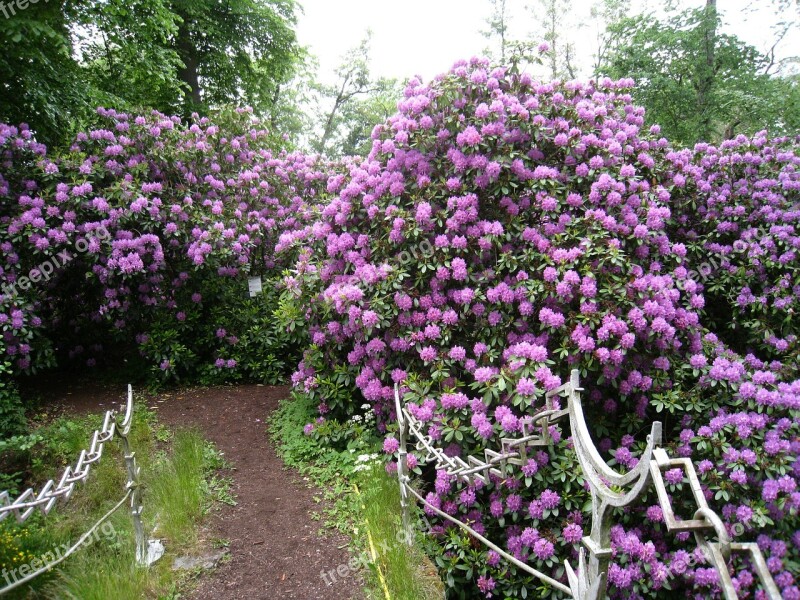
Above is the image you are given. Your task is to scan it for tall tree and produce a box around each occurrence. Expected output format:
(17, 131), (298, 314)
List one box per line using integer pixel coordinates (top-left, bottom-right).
(311, 33), (399, 157)
(170, 0), (301, 117)
(479, 0), (540, 75)
(696, 0), (717, 139)
(601, 4), (800, 145)
(70, 0), (184, 113)
(482, 0), (511, 63)
(0, 0), (302, 145)
(0, 2), (93, 145)
(590, 0), (628, 76)
(266, 50), (318, 149)
(528, 0), (579, 79)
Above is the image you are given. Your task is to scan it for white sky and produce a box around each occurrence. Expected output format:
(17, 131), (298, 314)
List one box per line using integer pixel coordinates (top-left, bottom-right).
(296, 0), (800, 84)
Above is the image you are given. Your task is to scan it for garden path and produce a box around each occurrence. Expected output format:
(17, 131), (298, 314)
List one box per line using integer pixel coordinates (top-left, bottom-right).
(156, 384), (364, 600)
(35, 379), (363, 600)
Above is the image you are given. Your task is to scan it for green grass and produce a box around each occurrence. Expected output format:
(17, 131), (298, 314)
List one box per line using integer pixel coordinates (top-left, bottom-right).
(0, 397), (234, 599)
(148, 429), (206, 548)
(356, 467), (444, 600)
(269, 392), (443, 600)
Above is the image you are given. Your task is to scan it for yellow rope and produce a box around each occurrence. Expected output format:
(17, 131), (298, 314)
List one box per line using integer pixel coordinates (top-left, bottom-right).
(353, 483), (391, 600)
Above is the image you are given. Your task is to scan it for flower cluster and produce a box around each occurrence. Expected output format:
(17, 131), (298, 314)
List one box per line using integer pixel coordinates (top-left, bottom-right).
(665, 134), (800, 372)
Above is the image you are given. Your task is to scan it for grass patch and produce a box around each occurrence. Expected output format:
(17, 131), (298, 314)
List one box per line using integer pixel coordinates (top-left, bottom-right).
(269, 391), (443, 600)
(0, 394), (233, 599)
(356, 467), (444, 600)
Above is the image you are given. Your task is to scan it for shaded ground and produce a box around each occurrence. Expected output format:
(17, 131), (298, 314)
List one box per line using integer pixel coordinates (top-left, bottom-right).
(19, 375), (128, 417)
(23, 377), (363, 600)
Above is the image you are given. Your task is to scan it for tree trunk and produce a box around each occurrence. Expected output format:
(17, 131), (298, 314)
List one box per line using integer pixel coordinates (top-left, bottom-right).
(697, 0), (717, 141)
(499, 0), (507, 63)
(176, 22), (202, 114)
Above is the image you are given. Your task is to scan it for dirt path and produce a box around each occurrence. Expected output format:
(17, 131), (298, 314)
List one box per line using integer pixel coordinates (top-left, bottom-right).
(25, 378), (363, 600)
(155, 384), (363, 600)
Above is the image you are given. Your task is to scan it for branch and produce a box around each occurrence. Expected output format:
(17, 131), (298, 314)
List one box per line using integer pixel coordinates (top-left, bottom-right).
(762, 22), (791, 75)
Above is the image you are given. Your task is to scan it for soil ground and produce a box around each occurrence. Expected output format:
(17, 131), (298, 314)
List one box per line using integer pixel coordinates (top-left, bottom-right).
(23, 377), (364, 600)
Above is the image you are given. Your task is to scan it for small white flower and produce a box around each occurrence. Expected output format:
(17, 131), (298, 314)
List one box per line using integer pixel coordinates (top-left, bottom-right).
(356, 453), (380, 464)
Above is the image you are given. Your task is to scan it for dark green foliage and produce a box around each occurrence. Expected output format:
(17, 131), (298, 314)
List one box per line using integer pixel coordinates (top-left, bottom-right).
(171, 0), (300, 117)
(0, 361), (26, 438)
(0, 2), (88, 147)
(195, 278), (307, 386)
(0, 0), (302, 147)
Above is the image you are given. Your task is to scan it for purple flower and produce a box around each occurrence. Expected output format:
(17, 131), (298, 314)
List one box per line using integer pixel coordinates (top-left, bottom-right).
(383, 437), (400, 454)
(506, 494), (522, 512)
(690, 354), (708, 368)
(563, 523), (583, 543)
(532, 538), (554, 560)
(516, 377), (536, 396)
(540, 490), (560, 509)
(476, 575), (495, 595)
(419, 346), (437, 362)
(362, 310), (379, 327)
(664, 468), (684, 485)
(456, 126), (482, 147)
(474, 367), (496, 382)
(449, 346), (466, 361)
(520, 527), (539, 546)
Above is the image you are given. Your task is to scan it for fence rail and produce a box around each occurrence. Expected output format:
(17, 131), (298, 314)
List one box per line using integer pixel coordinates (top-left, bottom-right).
(0, 385), (162, 596)
(394, 370), (780, 600)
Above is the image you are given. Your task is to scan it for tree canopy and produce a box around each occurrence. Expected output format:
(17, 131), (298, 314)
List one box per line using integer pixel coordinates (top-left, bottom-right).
(599, 1), (800, 145)
(0, 0), (301, 147)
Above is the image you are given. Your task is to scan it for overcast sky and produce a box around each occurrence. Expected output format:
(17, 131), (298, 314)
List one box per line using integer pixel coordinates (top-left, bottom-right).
(296, 0), (800, 84)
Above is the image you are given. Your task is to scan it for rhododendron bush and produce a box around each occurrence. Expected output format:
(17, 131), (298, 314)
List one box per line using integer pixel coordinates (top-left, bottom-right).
(0, 108), (328, 391)
(284, 59), (799, 598)
(666, 136), (800, 371)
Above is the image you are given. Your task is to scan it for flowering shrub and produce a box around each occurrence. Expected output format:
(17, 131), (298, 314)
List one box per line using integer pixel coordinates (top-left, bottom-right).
(284, 59), (800, 598)
(665, 134), (800, 371)
(0, 109), (331, 385)
(0, 360), (25, 438)
(1, 57), (798, 599)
